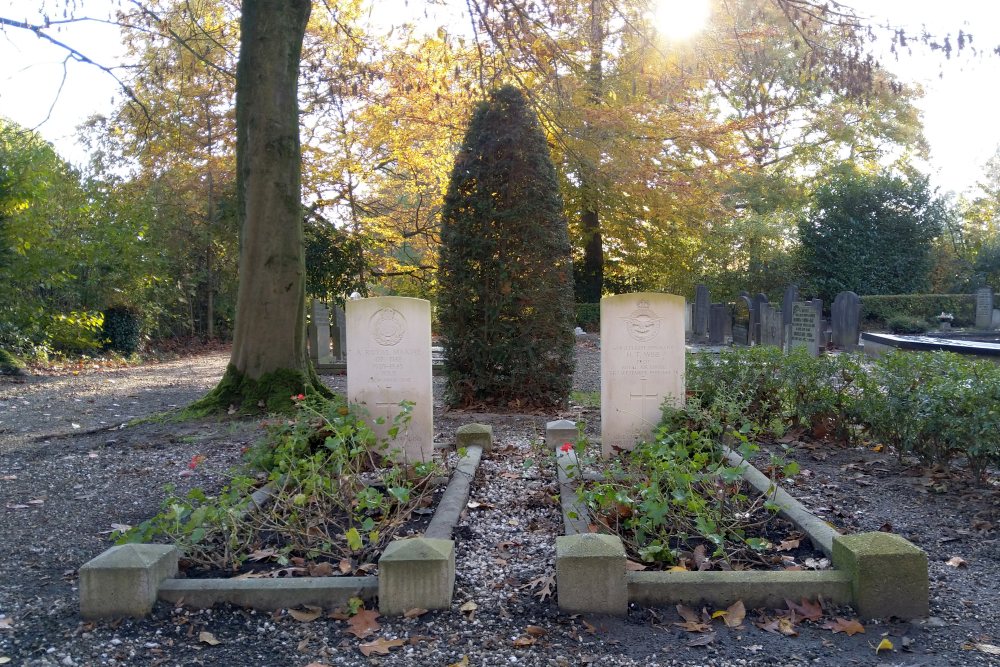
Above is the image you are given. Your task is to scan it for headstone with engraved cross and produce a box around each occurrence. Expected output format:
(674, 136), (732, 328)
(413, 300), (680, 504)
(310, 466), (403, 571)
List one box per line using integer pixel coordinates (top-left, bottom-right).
(346, 296), (433, 463)
(600, 293), (685, 457)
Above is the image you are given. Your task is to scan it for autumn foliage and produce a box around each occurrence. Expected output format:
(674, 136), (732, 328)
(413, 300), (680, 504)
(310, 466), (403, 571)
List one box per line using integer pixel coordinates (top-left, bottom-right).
(438, 86), (575, 409)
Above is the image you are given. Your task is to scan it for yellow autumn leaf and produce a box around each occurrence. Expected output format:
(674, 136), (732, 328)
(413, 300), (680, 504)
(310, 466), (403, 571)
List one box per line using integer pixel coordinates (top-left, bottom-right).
(875, 637), (894, 653)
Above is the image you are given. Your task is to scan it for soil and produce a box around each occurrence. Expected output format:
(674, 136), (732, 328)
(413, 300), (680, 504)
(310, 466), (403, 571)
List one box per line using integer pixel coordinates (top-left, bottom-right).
(1, 342), (998, 666)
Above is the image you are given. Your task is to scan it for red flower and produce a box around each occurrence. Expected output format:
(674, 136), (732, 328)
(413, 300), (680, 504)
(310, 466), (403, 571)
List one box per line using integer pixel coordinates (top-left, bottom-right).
(291, 393), (305, 401)
(188, 454), (206, 469)
(560, 442), (574, 453)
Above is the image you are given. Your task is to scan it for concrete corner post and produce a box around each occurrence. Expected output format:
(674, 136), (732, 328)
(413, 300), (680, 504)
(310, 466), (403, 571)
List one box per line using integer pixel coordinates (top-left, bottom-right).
(556, 533), (627, 615)
(546, 419), (578, 450)
(378, 538), (455, 615)
(832, 532), (929, 620)
(79, 544), (179, 619)
(455, 423), (493, 453)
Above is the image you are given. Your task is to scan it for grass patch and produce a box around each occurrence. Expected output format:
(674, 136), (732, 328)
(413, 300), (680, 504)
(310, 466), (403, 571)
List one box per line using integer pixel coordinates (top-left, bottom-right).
(570, 390), (600, 408)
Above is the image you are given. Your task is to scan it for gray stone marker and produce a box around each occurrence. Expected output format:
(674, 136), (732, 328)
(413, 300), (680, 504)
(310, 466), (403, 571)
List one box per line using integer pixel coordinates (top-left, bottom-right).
(751, 293), (769, 345)
(759, 302), (783, 348)
(307, 300), (335, 365)
(832, 291), (862, 351)
(693, 284), (710, 340)
(684, 302), (693, 339)
(347, 296), (434, 463)
(80, 544), (178, 619)
(732, 295), (752, 346)
(378, 538), (455, 615)
(708, 303), (729, 345)
(790, 301), (821, 357)
(600, 293), (685, 457)
(556, 534), (627, 615)
(976, 287), (994, 330)
(331, 304), (346, 361)
(782, 284), (799, 345)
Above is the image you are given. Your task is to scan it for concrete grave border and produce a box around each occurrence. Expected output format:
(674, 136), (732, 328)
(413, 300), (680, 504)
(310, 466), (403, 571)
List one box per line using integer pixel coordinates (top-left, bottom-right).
(79, 425), (492, 620)
(548, 423), (928, 620)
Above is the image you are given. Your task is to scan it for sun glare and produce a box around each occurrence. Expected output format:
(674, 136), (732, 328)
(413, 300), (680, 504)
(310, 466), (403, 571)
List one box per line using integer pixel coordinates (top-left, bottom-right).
(653, 0), (711, 40)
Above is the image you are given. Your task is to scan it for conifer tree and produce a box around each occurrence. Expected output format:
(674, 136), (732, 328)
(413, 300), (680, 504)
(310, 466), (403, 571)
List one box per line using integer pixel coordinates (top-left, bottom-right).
(438, 86), (575, 409)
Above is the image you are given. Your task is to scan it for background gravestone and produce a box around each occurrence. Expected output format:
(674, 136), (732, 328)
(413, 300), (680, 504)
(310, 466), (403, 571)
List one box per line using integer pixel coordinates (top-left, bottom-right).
(331, 305), (347, 362)
(832, 291), (862, 350)
(759, 303), (783, 348)
(976, 287), (994, 330)
(708, 303), (729, 345)
(790, 301), (821, 357)
(693, 284), (710, 341)
(782, 284), (799, 345)
(751, 293), (769, 345)
(347, 296), (434, 463)
(732, 296), (752, 346)
(601, 293), (685, 457)
(307, 300), (334, 365)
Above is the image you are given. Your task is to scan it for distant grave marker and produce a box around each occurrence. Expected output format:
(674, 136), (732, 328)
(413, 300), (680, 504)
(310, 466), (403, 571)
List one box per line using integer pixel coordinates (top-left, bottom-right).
(976, 287), (994, 330)
(790, 301), (821, 357)
(832, 291), (862, 350)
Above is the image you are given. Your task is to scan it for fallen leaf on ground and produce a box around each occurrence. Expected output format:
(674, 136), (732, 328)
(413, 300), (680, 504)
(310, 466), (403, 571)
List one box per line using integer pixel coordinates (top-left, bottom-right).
(675, 620), (712, 633)
(722, 600), (746, 628)
(0, 475), (15, 480)
(0, 618), (12, 630)
(403, 608), (428, 619)
(98, 523), (132, 535)
(289, 606), (322, 623)
(459, 600), (477, 620)
(757, 617), (798, 637)
(307, 562), (334, 577)
(777, 538), (801, 552)
(676, 605), (700, 623)
(346, 608), (380, 638)
(358, 637), (404, 656)
(686, 632), (716, 647)
(967, 643), (1000, 655)
(693, 544), (709, 570)
(785, 597), (823, 622)
(803, 557), (831, 570)
(338, 559), (353, 574)
(446, 657), (469, 667)
(513, 636), (536, 647)
(0, 657), (10, 664)
(875, 637), (894, 654)
(303, 663), (330, 667)
(525, 625), (547, 636)
(945, 556), (968, 568)
(467, 500), (495, 510)
(5, 504), (29, 509)
(625, 559), (647, 571)
(27, 499), (44, 505)
(525, 573), (555, 601)
(822, 617), (865, 636)
(198, 631), (221, 646)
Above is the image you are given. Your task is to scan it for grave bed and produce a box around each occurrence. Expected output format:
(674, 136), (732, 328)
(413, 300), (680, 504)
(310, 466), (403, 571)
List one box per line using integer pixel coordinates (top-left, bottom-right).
(78, 425), (493, 620)
(548, 421), (928, 621)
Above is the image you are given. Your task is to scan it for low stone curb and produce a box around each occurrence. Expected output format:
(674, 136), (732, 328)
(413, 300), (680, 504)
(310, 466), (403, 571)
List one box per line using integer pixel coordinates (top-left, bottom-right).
(79, 424), (491, 620)
(550, 425), (928, 620)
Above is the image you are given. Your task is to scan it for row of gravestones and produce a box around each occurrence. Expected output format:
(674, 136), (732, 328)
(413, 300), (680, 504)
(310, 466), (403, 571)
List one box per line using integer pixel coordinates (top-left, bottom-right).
(690, 284), (863, 355)
(976, 286), (1000, 330)
(317, 294), (684, 463)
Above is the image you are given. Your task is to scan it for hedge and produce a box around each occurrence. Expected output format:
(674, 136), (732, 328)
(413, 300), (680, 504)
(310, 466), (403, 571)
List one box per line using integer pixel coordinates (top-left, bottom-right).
(576, 303), (600, 332)
(860, 294), (975, 328)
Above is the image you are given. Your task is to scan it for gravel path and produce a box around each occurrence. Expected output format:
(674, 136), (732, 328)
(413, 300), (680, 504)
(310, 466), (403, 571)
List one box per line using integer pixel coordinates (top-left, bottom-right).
(0, 344), (998, 666)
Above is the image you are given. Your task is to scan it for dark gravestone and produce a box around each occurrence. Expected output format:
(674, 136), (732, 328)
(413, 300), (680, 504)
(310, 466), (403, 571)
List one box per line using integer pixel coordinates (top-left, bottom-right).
(790, 301), (821, 357)
(759, 303), (783, 348)
(693, 284), (710, 340)
(732, 295), (752, 346)
(832, 291), (862, 350)
(976, 287), (994, 330)
(781, 284), (799, 345)
(751, 293), (769, 345)
(332, 305), (347, 362)
(708, 303), (729, 345)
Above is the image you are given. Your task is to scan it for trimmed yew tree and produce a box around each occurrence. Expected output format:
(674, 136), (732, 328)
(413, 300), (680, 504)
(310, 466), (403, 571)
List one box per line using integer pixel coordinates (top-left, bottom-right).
(438, 86), (575, 409)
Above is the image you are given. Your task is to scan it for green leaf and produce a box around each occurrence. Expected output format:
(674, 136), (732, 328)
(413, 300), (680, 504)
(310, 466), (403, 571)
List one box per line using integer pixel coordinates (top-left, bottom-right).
(345, 527), (363, 551)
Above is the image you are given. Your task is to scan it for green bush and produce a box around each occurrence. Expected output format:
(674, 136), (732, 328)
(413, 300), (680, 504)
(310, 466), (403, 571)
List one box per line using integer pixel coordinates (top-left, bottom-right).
(122, 394), (440, 570)
(438, 86), (575, 409)
(102, 305), (142, 354)
(576, 303), (600, 332)
(46, 311), (104, 354)
(886, 314), (929, 334)
(861, 294), (974, 329)
(0, 347), (24, 375)
(685, 345), (787, 432)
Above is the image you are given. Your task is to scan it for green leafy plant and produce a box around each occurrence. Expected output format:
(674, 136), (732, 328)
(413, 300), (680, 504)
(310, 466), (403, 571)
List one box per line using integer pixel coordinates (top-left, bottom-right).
(121, 394), (441, 570)
(102, 305), (143, 355)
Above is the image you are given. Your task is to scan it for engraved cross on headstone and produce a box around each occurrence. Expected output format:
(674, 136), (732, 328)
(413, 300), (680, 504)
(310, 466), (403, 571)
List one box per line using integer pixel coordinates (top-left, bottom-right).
(629, 377), (659, 412)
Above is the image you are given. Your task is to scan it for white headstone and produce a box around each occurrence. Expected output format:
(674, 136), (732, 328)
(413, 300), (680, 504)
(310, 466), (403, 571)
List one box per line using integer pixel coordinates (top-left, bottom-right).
(346, 297), (433, 463)
(600, 293), (685, 457)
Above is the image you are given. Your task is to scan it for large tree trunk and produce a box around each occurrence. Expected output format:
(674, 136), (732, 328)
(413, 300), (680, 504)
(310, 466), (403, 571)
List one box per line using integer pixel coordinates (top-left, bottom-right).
(191, 0), (329, 414)
(576, 0), (604, 303)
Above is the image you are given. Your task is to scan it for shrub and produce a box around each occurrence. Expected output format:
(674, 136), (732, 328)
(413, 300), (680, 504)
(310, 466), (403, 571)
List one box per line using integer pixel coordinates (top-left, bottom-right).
(0, 347), (24, 375)
(102, 305), (142, 355)
(46, 311), (103, 354)
(575, 303), (600, 332)
(861, 294), (974, 329)
(438, 86), (575, 409)
(685, 345), (787, 432)
(886, 314), (929, 334)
